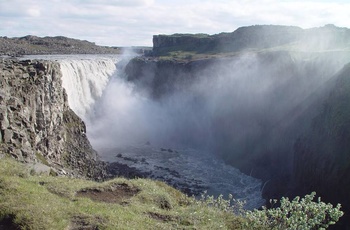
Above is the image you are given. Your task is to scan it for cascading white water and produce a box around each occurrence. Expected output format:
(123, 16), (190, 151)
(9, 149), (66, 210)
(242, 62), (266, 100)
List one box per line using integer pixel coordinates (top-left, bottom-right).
(59, 58), (117, 119)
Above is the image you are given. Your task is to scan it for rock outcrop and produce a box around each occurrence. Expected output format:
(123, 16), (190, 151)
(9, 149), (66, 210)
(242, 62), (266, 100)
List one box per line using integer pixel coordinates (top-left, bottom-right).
(0, 58), (106, 179)
(0, 35), (121, 56)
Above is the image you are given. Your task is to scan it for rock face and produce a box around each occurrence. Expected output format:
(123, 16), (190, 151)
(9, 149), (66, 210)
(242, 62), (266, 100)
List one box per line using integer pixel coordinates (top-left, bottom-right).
(293, 63), (350, 224)
(0, 58), (106, 179)
(125, 57), (215, 98)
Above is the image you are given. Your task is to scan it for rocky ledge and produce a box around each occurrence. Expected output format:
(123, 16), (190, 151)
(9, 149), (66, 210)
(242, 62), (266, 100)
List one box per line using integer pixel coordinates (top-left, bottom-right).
(0, 58), (107, 179)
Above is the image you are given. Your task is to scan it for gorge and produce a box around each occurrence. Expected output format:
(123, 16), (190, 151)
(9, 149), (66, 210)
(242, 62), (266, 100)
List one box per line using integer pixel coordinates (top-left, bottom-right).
(58, 54), (265, 208)
(1, 24), (350, 228)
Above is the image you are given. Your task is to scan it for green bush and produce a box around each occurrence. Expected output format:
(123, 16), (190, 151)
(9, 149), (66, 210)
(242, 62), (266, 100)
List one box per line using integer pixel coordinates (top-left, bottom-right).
(245, 192), (343, 229)
(198, 191), (246, 214)
(199, 191), (343, 229)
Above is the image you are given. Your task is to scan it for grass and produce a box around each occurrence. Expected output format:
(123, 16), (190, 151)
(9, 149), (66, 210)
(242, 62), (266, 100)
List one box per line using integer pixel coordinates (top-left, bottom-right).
(0, 157), (250, 229)
(35, 152), (50, 166)
(156, 50), (245, 63)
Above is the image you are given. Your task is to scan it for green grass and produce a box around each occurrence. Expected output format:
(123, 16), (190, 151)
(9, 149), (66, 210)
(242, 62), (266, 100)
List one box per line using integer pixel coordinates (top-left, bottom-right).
(0, 158), (341, 229)
(0, 158), (249, 229)
(156, 50), (245, 62)
(35, 152), (50, 166)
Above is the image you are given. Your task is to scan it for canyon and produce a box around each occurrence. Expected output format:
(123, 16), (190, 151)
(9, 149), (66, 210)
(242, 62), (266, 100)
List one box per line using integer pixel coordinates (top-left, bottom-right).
(1, 24), (350, 228)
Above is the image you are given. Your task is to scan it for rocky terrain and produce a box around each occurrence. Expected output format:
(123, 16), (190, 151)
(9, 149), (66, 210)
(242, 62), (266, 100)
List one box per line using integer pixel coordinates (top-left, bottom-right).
(0, 35), (121, 56)
(0, 58), (107, 179)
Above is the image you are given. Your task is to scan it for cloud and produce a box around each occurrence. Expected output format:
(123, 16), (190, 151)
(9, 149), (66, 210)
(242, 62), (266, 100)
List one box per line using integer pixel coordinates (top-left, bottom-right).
(26, 7), (41, 17)
(0, 0), (350, 46)
(72, 0), (154, 7)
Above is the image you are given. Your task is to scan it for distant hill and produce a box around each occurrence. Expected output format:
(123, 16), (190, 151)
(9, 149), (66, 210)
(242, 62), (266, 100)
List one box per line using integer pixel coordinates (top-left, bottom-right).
(151, 24), (350, 58)
(0, 35), (121, 56)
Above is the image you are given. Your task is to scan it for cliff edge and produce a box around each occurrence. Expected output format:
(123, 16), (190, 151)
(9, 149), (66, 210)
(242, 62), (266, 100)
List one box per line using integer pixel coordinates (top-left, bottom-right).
(0, 58), (106, 179)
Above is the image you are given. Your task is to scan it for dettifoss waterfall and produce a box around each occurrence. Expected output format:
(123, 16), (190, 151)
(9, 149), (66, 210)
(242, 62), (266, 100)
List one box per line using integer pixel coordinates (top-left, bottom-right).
(45, 54), (265, 209)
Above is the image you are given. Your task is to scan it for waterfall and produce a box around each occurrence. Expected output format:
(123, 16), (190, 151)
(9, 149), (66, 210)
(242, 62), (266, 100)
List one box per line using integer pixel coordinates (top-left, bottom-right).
(59, 58), (118, 119)
(56, 54), (265, 209)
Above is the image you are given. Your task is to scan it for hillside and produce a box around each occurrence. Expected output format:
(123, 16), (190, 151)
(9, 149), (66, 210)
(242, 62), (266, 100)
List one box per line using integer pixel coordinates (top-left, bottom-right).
(0, 35), (121, 56)
(0, 158), (249, 229)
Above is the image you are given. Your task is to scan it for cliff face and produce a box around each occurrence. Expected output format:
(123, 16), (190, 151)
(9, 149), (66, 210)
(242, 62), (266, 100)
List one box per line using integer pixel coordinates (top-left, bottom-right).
(293, 63), (350, 220)
(0, 58), (106, 179)
(125, 57), (215, 98)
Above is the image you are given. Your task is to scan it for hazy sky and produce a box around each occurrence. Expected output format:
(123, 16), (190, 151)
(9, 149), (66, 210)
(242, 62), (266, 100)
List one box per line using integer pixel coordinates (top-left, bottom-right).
(1, 0), (350, 46)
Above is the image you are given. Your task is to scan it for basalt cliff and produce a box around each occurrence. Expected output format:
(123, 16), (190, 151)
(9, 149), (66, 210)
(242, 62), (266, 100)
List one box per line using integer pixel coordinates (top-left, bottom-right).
(294, 63), (350, 216)
(0, 58), (106, 179)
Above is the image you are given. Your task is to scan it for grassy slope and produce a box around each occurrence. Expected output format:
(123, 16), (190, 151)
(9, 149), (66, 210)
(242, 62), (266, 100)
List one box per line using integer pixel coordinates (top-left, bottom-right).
(0, 158), (252, 230)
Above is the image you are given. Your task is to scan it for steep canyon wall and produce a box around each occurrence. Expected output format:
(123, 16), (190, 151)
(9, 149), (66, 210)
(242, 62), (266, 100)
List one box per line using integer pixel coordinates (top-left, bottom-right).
(0, 58), (106, 179)
(293, 63), (350, 223)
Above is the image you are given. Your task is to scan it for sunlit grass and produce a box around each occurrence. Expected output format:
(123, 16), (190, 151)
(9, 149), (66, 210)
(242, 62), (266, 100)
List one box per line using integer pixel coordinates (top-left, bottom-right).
(0, 157), (248, 229)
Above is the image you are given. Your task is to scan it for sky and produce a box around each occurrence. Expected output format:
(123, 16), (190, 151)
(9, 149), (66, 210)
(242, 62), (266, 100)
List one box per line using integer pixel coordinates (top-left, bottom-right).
(1, 0), (350, 47)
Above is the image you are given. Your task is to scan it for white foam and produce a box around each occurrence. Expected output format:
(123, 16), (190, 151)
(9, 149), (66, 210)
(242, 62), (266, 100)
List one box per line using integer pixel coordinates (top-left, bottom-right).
(59, 57), (117, 119)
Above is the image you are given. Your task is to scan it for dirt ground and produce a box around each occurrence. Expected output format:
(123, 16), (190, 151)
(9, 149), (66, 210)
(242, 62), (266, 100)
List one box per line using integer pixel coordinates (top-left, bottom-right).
(76, 183), (140, 204)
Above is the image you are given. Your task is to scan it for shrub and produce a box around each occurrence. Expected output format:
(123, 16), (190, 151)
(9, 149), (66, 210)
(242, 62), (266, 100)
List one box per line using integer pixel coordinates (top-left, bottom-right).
(198, 191), (246, 214)
(245, 192), (343, 229)
(198, 191), (343, 229)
